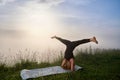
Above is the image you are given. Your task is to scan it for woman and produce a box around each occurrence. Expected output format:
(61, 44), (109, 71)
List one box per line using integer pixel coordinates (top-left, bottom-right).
(51, 36), (98, 71)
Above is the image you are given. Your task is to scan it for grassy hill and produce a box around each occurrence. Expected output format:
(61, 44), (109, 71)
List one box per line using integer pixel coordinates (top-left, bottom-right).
(0, 49), (120, 80)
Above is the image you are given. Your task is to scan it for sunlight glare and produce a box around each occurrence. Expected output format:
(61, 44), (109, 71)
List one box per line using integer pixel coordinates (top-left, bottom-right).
(12, 3), (63, 50)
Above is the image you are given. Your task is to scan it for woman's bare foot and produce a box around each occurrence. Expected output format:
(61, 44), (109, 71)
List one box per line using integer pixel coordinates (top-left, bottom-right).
(90, 36), (98, 44)
(51, 35), (56, 39)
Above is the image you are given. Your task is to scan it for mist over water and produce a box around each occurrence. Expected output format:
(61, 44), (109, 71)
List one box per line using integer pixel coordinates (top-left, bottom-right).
(0, 47), (63, 66)
(0, 33), (96, 66)
(0, 33), (64, 66)
(0, 25), (120, 66)
(0, 32), (119, 66)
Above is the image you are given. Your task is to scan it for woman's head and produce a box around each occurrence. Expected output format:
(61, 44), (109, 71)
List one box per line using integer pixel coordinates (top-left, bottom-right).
(62, 60), (71, 70)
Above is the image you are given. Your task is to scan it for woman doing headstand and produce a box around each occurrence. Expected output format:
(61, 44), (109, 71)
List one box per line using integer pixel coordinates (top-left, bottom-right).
(51, 36), (98, 71)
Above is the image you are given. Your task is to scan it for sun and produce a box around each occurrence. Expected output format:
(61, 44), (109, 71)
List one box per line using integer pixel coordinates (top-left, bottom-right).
(18, 3), (60, 38)
(10, 2), (65, 50)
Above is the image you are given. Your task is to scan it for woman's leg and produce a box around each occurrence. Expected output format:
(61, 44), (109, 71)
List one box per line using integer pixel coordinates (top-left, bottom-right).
(73, 36), (98, 47)
(73, 39), (90, 47)
(69, 58), (75, 71)
(51, 36), (71, 45)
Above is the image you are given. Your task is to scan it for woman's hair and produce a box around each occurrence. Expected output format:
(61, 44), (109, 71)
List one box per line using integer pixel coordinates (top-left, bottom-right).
(62, 61), (71, 70)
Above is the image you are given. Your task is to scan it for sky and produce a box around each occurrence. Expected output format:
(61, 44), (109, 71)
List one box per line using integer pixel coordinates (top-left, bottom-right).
(0, 0), (120, 51)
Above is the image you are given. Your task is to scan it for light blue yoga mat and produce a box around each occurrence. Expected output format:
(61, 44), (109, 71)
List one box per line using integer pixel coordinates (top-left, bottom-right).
(20, 65), (82, 80)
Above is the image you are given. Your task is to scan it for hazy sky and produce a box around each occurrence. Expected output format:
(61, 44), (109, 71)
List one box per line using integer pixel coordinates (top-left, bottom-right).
(0, 0), (120, 51)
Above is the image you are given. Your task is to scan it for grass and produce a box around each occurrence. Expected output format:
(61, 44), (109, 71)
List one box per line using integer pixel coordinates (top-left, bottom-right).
(0, 49), (120, 80)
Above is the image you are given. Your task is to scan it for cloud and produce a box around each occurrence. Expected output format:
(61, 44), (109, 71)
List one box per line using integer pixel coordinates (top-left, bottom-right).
(0, 0), (15, 5)
(67, 0), (96, 6)
(0, 0), (65, 6)
(37, 0), (65, 5)
(0, 0), (96, 8)
(0, 28), (26, 38)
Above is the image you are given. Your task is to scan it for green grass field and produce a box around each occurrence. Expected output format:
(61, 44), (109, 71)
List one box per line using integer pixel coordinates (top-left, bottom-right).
(0, 49), (120, 80)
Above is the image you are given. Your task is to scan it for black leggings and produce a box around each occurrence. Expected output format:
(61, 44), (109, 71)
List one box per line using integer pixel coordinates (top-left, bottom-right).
(55, 37), (90, 60)
(56, 37), (90, 46)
